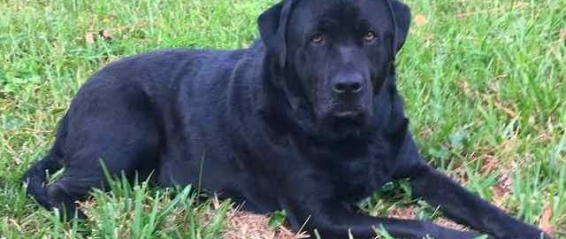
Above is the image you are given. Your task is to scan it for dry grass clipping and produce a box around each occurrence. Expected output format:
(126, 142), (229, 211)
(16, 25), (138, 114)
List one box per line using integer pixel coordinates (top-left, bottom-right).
(223, 210), (310, 239)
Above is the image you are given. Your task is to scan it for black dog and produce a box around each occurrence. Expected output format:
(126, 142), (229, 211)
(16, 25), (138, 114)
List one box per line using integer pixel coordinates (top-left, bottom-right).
(23, 0), (551, 238)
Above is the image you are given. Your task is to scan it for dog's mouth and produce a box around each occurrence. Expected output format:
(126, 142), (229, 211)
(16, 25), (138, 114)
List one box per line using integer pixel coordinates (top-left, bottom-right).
(323, 109), (369, 139)
(332, 110), (365, 126)
(333, 110), (363, 118)
(313, 96), (374, 140)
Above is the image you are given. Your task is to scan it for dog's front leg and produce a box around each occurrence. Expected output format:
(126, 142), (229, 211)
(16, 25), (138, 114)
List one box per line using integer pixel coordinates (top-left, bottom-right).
(394, 132), (552, 239)
(278, 163), (479, 238)
(285, 199), (481, 239)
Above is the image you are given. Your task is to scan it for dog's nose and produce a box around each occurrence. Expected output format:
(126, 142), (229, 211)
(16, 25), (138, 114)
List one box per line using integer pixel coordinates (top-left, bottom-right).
(332, 73), (364, 94)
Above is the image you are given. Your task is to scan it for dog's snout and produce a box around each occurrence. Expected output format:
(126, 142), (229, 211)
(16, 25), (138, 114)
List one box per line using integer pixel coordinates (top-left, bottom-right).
(332, 73), (364, 94)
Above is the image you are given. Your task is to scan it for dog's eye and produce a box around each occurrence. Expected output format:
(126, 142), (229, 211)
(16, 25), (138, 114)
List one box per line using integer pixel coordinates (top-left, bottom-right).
(310, 33), (325, 44)
(364, 31), (377, 42)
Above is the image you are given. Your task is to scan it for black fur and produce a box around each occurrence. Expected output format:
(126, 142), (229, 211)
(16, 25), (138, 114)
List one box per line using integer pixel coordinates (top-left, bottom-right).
(22, 0), (551, 238)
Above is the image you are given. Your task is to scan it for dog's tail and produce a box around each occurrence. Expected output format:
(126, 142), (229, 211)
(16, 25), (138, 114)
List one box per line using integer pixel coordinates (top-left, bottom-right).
(22, 154), (63, 208)
(21, 115), (68, 208)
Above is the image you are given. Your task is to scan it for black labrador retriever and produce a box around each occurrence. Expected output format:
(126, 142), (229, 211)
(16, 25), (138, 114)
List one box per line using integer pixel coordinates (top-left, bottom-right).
(22, 0), (551, 238)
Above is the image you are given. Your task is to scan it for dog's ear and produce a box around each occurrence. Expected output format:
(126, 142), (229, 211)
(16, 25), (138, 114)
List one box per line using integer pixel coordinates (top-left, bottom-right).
(389, 0), (411, 52)
(258, 0), (295, 67)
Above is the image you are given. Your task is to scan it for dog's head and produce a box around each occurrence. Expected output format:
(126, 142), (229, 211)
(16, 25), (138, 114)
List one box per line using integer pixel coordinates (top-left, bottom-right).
(259, 0), (411, 140)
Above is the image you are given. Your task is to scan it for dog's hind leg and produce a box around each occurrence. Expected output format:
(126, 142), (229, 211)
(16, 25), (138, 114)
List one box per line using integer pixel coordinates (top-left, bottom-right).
(47, 121), (160, 220)
(44, 87), (161, 220)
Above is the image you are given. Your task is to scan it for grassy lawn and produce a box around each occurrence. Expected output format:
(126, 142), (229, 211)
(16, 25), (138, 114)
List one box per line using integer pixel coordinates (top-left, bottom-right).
(1, 0), (564, 238)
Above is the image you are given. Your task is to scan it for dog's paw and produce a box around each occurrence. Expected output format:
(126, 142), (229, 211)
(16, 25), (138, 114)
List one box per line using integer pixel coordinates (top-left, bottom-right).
(498, 227), (552, 239)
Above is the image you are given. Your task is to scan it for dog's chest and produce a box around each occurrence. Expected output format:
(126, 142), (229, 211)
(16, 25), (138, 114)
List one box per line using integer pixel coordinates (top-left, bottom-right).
(338, 158), (391, 200)
(316, 141), (395, 201)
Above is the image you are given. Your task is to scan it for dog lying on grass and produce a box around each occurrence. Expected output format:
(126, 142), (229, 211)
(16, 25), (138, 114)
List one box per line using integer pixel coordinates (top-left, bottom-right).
(22, 0), (552, 238)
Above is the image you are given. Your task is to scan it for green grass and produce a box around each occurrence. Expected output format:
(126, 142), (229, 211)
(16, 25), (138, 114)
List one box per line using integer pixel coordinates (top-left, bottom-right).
(1, 0), (564, 238)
